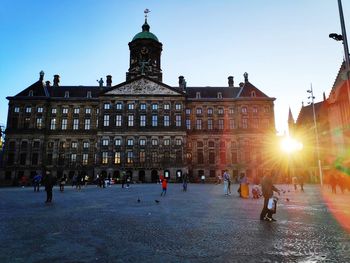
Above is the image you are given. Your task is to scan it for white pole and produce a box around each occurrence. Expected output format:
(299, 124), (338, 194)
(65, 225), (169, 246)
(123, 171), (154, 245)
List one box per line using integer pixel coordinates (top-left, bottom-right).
(310, 84), (323, 186)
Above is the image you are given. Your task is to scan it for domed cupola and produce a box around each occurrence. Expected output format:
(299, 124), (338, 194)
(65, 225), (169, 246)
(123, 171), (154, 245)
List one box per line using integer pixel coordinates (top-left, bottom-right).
(126, 9), (163, 82)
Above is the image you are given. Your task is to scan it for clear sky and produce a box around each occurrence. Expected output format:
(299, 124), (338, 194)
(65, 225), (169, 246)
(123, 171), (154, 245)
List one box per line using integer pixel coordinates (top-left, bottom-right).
(1, 0), (349, 134)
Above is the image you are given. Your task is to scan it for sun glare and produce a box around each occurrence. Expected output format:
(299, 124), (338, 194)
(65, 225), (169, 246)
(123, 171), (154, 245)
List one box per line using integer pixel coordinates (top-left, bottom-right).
(280, 137), (303, 153)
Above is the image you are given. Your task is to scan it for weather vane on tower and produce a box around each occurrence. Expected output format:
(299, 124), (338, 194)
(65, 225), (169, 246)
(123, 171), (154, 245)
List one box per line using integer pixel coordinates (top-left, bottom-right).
(144, 8), (150, 20)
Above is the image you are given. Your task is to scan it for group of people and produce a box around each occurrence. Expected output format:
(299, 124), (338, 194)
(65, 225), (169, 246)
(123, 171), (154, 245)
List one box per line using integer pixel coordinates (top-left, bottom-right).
(327, 173), (350, 194)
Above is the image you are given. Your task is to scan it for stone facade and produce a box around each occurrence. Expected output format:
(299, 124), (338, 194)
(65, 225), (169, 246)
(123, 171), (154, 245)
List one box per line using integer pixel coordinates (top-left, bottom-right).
(0, 19), (276, 184)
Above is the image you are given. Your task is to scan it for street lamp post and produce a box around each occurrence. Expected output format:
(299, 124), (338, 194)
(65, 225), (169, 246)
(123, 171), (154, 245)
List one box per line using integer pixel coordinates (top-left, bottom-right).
(307, 85), (323, 186)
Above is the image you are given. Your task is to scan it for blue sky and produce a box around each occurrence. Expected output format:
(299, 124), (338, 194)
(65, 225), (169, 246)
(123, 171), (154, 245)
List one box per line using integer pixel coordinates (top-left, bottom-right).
(1, 0), (349, 134)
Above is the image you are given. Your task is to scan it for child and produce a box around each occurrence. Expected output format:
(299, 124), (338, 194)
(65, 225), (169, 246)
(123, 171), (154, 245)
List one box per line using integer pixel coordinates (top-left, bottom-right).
(161, 179), (167, 196)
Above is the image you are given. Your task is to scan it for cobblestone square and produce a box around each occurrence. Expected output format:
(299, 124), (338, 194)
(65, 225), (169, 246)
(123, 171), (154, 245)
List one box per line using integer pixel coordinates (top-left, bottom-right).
(1, 183), (350, 263)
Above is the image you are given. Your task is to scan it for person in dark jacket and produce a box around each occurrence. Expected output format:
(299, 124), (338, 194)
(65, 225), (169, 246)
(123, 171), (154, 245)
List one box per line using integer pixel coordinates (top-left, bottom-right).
(43, 171), (55, 203)
(260, 172), (280, 221)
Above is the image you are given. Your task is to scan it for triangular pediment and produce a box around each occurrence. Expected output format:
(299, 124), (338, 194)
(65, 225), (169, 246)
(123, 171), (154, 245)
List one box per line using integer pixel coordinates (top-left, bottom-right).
(104, 77), (182, 96)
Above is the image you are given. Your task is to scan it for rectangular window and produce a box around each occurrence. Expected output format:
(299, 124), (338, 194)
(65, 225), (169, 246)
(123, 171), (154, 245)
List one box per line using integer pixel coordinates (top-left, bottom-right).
(61, 119), (67, 130)
(83, 154), (89, 165)
(164, 115), (170, 126)
(104, 115), (110, 126)
(197, 151), (204, 164)
(186, 119), (191, 130)
(128, 103), (134, 110)
(102, 139), (109, 146)
(253, 106), (258, 113)
(176, 139), (182, 145)
(37, 107), (43, 113)
(140, 115), (146, 127)
(152, 139), (158, 146)
(114, 152), (121, 164)
(252, 118), (259, 129)
(20, 153), (26, 165)
(50, 118), (56, 130)
(84, 119), (91, 130)
(218, 108), (224, 115)
(209, 151), (215, 164)
(140, 103), (146, 110)
(139, 151), (146, 163)
(164, 103), (170, 110)
(218, 119), (224, 130)
(152, 151), (158, 163)
(175, 115), (181, 127)
(127, 151), (133, 164)
(104, 103), (110, 110)
(229, 108), (235, 114)
(242, 118), (248, 129)
(14, 107), (20, 113)
(175, 103), (181, 110)
(152, 115), (158, 127)
(207, 108), (213, 115)
(83, 142), (90, 148)
(196, 108), (202, 115)
(242, 107), (247, 113)
(102, 152), (108, 164)
(73, 119), (79, 130)
(127, 139), (134, 146)
(62, 108), (68, 114)
(208, 119), (213, 130)
(71, 153), (77, 163)
(185, 109), (191, 115)
(74, 108), (80, 114)
(196, 119), (202, 130)
(71, 142), (78, 148)
(33, 141), (40, 149)
(128, 115), (134, 127)
(230, 119), (235, 129)
(232, 151), (238, 164)
(115, 139), (121, 146)
(116, 115), (122, 127)
(26, 107), (32, 113)
(85, 108), (91, 114)
(36, 118), (43, 129)
(32, 153), (39, 165)
(139, 139), (146, 146)
(152, 104), (158, 110)
(164, 139), (170, 146)
(116, 103), (123, 110)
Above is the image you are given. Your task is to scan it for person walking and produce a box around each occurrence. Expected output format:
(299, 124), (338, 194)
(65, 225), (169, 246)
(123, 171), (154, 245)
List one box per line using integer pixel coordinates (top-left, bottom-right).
(76, 173), (82, 190)
(182, 172), (188, 192)
(161, 178), (168, 196)
(59, 174), (67, 192)
(33, 173), (42, 192)
(260, 172), (280, 221)
(223, 170), (229, 196)
(43, 171), (54, 203)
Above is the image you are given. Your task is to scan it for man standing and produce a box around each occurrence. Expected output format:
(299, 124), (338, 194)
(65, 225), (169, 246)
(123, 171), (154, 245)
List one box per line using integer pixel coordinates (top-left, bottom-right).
(182, 172), (188, 192)
(33, 172), (42, 192)
(43, 171), (54, 203)
(260, 172), (280, 221)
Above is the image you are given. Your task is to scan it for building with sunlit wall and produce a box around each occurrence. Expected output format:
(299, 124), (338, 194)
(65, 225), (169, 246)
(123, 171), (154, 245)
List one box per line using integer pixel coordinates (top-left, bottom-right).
(1, 18), (276, 184)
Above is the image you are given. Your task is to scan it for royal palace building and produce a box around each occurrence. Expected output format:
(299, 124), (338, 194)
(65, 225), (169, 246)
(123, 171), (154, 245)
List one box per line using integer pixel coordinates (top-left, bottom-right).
(1, 18), (276, 184)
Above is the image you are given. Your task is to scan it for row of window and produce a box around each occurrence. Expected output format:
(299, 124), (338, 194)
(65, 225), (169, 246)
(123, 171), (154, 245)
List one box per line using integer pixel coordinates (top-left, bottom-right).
(14, 106), (96, 115)
(18, 116), (269, 130)
(14, 105), (270, 115)
(186, 106), (270, 115)
(104, 102), (182, 111)
(186, 118), (269, 130)
(102, 114), (182, 127)
(101, 137), (182, 147)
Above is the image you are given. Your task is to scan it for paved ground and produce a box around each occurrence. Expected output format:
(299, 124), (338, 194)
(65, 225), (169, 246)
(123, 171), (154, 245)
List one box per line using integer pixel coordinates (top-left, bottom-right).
(1, 183), (350, 263)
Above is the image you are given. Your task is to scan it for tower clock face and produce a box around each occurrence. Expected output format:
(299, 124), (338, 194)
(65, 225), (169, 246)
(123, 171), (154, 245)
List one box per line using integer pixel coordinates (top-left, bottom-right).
(141, 46), (149, 55)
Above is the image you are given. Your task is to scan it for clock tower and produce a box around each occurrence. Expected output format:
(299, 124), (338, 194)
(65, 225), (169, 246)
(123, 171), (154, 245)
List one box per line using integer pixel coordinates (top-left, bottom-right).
(126, 14), (163, 82)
